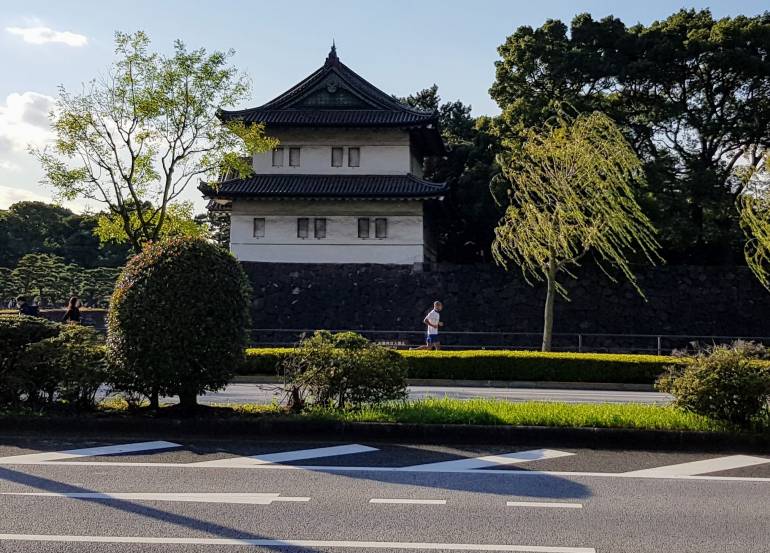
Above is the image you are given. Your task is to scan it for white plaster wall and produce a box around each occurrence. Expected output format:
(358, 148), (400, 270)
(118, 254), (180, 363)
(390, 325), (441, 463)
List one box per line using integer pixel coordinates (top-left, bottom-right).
(252, 128), (413, 175)
(230, 199), (425, 264)
(231, 243), (424, 264)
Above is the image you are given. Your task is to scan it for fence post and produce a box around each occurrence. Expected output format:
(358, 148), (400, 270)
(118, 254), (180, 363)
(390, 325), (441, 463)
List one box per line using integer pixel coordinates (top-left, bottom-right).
(578, 334), (583, 353)
(656, 336), (662, 356)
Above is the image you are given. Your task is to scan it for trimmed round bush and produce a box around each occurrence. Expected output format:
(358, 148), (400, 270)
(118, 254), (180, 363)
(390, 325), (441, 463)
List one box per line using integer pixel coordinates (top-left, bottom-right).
(107, 238), (251, 408)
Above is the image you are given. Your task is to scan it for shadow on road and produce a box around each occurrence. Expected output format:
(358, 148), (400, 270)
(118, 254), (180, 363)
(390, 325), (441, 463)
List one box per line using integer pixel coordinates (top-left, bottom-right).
(0, 466), (324, 552)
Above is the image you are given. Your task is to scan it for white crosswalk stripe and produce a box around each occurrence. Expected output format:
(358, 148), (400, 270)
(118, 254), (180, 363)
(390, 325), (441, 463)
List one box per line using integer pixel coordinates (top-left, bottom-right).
(189, 444), (378, 467)
(402, 449), (575, 471)
(0, 441), (181, 464)
(623, 455), (770, 477)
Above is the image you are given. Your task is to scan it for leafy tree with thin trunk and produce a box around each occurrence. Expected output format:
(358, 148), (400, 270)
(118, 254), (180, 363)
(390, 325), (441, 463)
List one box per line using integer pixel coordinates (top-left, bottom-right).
(739, 159), (770, 289)
(492, 111), (660, 351)
(32, 31), (277, 252)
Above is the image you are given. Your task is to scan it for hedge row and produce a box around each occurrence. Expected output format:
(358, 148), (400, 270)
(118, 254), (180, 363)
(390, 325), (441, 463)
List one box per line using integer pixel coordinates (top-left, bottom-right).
(242, 348), (685, 384)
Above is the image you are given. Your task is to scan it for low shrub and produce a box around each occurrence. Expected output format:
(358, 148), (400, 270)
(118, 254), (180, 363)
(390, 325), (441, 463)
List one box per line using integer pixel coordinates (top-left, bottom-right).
(280, 331), (407, 410)
(21, 325), (106, 410)
(243, 347), (681, 384)
(0, 314), (60, 407)
(657, 345), (770, 428)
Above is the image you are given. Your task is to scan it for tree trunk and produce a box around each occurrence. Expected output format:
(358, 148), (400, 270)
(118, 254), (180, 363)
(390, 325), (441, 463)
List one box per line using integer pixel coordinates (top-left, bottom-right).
(542, 262), (557, 352)
(149, 387), (159, 410)
(178, 388), (198, 411)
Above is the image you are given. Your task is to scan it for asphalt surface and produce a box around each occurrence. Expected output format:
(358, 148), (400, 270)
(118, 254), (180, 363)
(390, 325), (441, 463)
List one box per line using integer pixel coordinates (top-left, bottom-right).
(0, 436), (768, 552)
(190, 384), (671, 406)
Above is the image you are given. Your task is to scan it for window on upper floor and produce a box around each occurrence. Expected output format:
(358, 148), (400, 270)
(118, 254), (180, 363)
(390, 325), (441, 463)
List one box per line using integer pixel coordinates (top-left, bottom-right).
(272, 148), (284, 167)
(348, 147), (360, 167)
(375, 217), (388, 239)
(297, 217), (309, 239)
(331, 147), (343, 167)
(357, 218), (370, 239)
(289, 147), (301, 167)
(253, 218), (265, 238)
(314, 217), (327, 239)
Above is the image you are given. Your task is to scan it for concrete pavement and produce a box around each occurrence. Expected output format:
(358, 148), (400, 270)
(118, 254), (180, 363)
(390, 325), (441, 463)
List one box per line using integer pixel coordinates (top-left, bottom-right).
(0, 436), (768, 552)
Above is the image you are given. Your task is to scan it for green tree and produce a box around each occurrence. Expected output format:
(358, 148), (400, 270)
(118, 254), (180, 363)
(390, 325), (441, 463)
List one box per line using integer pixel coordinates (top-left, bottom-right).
(0, 202), (130, 268)
(490, 10), (770, 263)
(78, 267), (122, 307)
(33, 31), (277, 252)
(0, 268), (19, 306)
(400, 86), (502, 262)
(740, 159), (770, 289)
(11, 253), (70, 305)
(492, 111), (660, 351)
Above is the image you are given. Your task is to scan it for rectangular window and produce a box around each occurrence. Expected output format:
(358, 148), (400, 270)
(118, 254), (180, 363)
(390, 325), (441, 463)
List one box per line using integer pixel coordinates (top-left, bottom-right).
(331, 147), (343, 167)
(358, 218), (370, 239)
(297, 217), (309, 239)
(289, 147), (301, 167)
(375, 218), (387, 239)
(348, 147), (360, 167)
(271, 148), (284, 167)
(252, 218), (265, 238)
(314, 217), (327, 239)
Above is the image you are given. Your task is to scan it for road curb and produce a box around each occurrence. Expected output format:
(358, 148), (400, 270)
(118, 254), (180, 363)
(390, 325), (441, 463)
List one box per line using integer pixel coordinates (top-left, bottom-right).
(229, 375), (655, 392)
(1, 416), (767, 452)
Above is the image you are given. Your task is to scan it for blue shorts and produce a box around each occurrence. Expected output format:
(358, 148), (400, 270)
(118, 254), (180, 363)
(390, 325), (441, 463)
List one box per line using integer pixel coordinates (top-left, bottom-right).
(426, 334), (439, 344)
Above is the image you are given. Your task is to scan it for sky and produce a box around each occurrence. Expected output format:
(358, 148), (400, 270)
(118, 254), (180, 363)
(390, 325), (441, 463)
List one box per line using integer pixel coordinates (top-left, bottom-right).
(0, 0), (767, 213)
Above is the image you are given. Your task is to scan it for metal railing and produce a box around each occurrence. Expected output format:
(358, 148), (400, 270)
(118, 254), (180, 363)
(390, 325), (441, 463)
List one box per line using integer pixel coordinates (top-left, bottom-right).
(248, 328), (770, 356)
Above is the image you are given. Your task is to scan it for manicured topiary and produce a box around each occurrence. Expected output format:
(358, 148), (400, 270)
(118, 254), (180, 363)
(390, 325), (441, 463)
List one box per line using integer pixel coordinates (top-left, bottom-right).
(107, 237), (251, 409)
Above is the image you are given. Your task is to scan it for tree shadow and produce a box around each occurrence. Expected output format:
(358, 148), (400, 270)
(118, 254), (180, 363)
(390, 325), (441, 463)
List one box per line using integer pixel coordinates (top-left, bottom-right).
(0, 466), (324, 552)
(284, 443), (593, 500)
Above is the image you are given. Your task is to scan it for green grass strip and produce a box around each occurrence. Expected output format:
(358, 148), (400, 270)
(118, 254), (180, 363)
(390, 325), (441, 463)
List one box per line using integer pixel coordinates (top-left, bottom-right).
(249, 398), (730, 432)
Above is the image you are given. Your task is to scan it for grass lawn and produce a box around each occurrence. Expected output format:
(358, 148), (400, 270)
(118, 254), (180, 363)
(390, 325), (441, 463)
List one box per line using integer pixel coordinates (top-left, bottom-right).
(224, 398), (733, 433)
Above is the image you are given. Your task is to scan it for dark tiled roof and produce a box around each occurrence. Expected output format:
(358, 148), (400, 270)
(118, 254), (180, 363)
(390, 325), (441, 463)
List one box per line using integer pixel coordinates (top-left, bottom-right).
(200, 174), (447, 200)
(225, 109), (435, 127)
(218, 47), (440, 132)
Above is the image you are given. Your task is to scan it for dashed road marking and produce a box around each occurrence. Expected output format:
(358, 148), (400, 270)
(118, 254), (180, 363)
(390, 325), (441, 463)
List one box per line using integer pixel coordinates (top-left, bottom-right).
(402, 449), (575, 471)
(506, 501), (583, 509)
(0, 492), (310, 504)
(0, 533), (597, 551)
(189, 443), (378, 467)
(623, 455), (770, 477)
(370, 498), (447, 505)
(0, 441), (181, 464)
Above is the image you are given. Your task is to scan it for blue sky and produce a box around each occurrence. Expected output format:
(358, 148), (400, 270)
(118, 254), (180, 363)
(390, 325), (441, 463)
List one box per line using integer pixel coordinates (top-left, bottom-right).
(0, 0), (767, 212)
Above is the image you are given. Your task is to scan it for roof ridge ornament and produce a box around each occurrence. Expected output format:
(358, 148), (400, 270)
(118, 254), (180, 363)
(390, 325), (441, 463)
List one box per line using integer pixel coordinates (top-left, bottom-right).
(325, 40), (339, 67)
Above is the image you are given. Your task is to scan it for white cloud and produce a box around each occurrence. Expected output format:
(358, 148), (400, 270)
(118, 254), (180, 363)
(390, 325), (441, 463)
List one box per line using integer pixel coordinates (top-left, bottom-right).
(0, 160), (20, 171)
(0, 184), (51, 208)
(6, 25), (88, 47)
(0, 92), (56, 153)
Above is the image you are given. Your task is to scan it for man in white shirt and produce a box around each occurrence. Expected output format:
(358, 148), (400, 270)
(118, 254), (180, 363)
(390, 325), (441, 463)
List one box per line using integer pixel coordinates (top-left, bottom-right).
(419, 301), (443, 350)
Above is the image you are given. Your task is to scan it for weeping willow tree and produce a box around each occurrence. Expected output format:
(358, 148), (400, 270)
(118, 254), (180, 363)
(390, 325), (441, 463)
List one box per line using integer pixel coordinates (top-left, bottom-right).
(740, 161), (770, 290)
(492, 111), (660, 351)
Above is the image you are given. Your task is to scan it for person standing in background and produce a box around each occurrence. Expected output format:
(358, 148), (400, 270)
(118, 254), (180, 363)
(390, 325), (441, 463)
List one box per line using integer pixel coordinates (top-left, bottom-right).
(62, 296), (81, 324)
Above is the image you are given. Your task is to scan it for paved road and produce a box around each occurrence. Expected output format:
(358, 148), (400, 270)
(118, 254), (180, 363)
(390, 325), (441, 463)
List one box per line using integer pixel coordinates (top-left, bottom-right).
(194, 384), (671, 406)
(0, 436), (768, 552)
